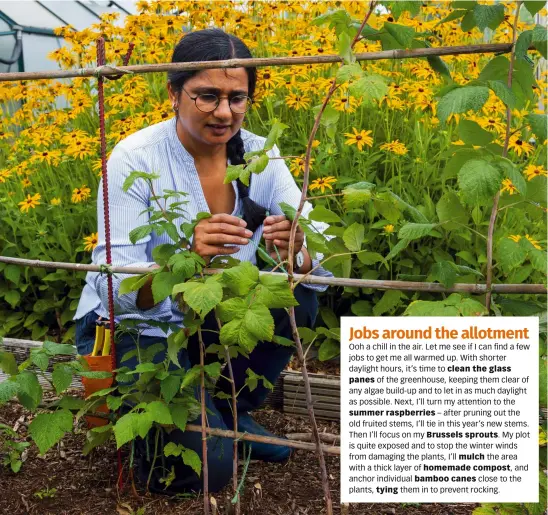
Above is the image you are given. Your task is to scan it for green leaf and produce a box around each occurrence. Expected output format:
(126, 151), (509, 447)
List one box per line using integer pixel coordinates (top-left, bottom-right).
(160, 375), (181, 404)
(318, 339), (340, 361)
(458, 298), (488, 316)
(532, 24), (547, 59)
(389, 1), (422, 19)
(52, 364), (73, 395)
(113, 412), (138, 448)
(343, 222), (364, 252)
(129, 225), (154, 244)
(3, 265), (20, 285)
(524, 1), (546, 16)
(458, 159), (502, 205)
(167, 330), (187, 368)
(349, 74), (388, 103)
(404, 300), (460, 316)
(386, 238), (410, 260)
(146, 401), (173, 424)
(398, 223), (437, 240)
(486, 80), (516, 109)
(30, 350), (48, 372)
(351, 301), (372, 316)
(204, 362), (222, 378)
(217, 298), (248, 322)
(460, 10), (476, 31)
(4, 290), (20, 309)
(526, 113), (547, 143)
(170, 405), (188, 432)
(106, 395), (123, 411)
(357, 251), (385, 265)
(437, 9), (469, 24)
(311, 104), (340, 128)
(119, 273), (151, 297)
(220, 303), (274, 352)
(384, 22), (415, 48)
(134, 363), (158, 373)
(530, 249), (547, 274)
(492, 156), (527, 197)
(173, 277), (223, 317)
(436, 191), (469, 230)
(311, 9), (356, 37)
(438, 86), (490, 123)
(224, 164), (246, 184)
(182, 448), (201, 477)
(0, 380), (18, 403)
(245, 153), (270, 180)
(319, 307), (339, 329)
(272, 335), (295, 347)
(496, 237), (528, 274)
(512, 59), (536, 108)
(220, 261), (259, 296)
(309, 206), (342, 224)
(338, 30), (354, 64)
(515, 30), (533, 61)
(16, 371), (42, 411)
(0, 351), (18, 376)
(427, 56), (451, 79)
(373, 290), (403, 316)
(43, 340), (76, 356)
(254, 273), (298, 309)
(458, 119), (494, 146)
(343, 182), (375, 209)
(122, 171), (160, 192)
(151, 272), (179, 305)
(442, 148), (482, 181)
(298, 327), (317, 344)
(336, 63), (363, 82)
(164, 441), (182, 458)
(264, 120), (289, 152)
(168, 254), (197, 278)
(29, 409), (73, 455)
(429, 261), (458, 288)
(473, 3), (504, 31)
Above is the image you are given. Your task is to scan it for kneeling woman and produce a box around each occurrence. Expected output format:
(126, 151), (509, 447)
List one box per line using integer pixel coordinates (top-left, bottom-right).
(74, 28), (331, 494)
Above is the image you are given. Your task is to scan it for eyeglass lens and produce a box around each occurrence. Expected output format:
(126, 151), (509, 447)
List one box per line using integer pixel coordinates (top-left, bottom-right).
(195, 94), (251, 113)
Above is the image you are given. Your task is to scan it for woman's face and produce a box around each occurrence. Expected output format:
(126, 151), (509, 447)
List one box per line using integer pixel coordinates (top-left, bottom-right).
(168, 67), (249, 148)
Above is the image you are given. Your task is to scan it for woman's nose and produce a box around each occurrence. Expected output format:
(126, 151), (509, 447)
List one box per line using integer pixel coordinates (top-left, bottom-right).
(213, 97), (232, 117)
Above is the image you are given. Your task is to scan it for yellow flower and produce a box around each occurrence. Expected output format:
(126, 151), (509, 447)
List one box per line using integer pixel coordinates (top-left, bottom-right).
(344, 127), (373, 151)
(500, 178), (519, 195)
(285, 92), (310, 111)
(525, 234), (542, 250)
(380, 140), (408, 156)
(523, 164), (547, 181)
(309, 176), (337, 194)
(71, 185), (91, 203)
(289, 156), (314, 177)
(312, 140), (320, 148)
(0, 169), (12, 183)
(18, 193), (41, 213)
(508, 234), (521, 243)
(508, 135), (533, 157)
(21, 178), (32, 188)
(384, 224), (395, 234)
(50, 197), (61, 206)
(30, 149), (62, 166)
(83, 232), (99, 252)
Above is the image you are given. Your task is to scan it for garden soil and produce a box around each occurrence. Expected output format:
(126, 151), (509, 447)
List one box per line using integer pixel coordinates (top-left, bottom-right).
(0, 401), (478, 515)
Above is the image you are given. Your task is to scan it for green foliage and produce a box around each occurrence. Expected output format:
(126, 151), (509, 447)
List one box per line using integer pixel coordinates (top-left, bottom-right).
(437, 86), (490, 123)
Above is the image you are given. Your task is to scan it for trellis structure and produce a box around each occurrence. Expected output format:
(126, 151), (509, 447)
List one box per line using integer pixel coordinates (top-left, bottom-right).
(0, 14), (546, 515)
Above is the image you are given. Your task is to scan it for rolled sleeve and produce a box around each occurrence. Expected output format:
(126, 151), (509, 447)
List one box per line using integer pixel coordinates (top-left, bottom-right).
(92, 146), (173, 320)
(268, 145), (334, 293)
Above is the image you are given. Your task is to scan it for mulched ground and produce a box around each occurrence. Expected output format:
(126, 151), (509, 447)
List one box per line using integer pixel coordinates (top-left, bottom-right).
(0, 400), (478, 515)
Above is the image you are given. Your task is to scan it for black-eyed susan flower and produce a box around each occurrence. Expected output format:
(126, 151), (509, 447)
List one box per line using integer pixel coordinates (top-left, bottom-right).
(309, 176), (337, 193)
(508, 135), (533, 157)
(83, 232), (99, 252)
(380, 140), (408, 156)
(289, 156), (314, 177)
(21, 178), (32, 189)
(523, 164), (547, 181)
(50, 198), (61, 206)
(344, 127), (373, 151)
(500, 178), (519, 195)
(18, 193), (41, 213)
(285, 92), (310, 111)
(71, 185), (91, 203)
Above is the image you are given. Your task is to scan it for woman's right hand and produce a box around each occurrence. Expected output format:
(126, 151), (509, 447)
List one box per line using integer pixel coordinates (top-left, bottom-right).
(191, 213), (252, 261)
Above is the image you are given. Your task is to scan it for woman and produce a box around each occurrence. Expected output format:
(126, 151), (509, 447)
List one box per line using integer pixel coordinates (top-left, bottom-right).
(74, 28), (331, 494)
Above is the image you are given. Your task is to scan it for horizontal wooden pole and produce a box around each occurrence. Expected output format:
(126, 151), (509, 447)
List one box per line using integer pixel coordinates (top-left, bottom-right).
(0, 43), (513, 82)
(0, 255), (545, 294)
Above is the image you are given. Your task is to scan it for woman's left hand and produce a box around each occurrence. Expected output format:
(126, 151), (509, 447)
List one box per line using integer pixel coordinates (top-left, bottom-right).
(263, 215), (304, 261)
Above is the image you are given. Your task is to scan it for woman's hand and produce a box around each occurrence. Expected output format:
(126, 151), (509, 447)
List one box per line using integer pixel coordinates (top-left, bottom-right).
(191, 213), (252, 262)
(263, 215), (304, 262)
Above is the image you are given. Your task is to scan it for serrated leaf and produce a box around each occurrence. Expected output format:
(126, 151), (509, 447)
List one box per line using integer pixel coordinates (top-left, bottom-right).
(336, 63), (363, 82)
(220, 261), (259, 296)
(436, 191), (469, 230)
(254, 273), (298, 309)
(151, 271), (180, 305)
(146, 401), (173, 425)
(318, 339), (339, 361)
(427, 55), (451, 78)
(43, 341), (76, 356)
(273, 335), (295, 347)
(311, 9), (355, 36)
(309, 206), (342, 224)
(398, 223), (437, 240)
(113, 412), (138, 448)
(357, 251), (385, 266)
(182, 448), (201, 476)
(384, 22), (415, 48)
(106, 395), (123, 411)
(264, 120), (289, 152)
(129, 225), (154, 244)
(217, 298), (248, 322)
(204, 362), (222, 378)
(343, 222), (364, 252)
(349, 74), (388, 103)
(438, 86), (490, 123)
(404, 300), (460, 317)
(458, 298), (488, 316)
(526, 113), (547, 143)
(170, 405), (188, 432)
(29, 409), (73, 455)
(429, 261), (458, 288)
(458, 159), (502, 205)
(373, 290), (403, 316)
(52, 364), (73, 395)
(164, 441), (182, 457)
(458, 119), (494, 146)
(298, 327), (317, 344)
(338, 31), (354, 64)
(220, 303), (274, 352)
(167, 330), (187, 368)
(168, 253), (197, 278)
(122, 171), (160, 192)
(0, 380), (18, 403)
(496, 237), (528, 274)
(16, 371), (42, 411)
(385, 238), (410, 260)
(532, 24), (547, 59)
(160, 375), (181, 404)
(486, 80), (516, 109)
(172, 277), (223, 317)
(30, 350), (49, 372)
(515, 30), (534, 61)
(473, 3), (504, 31)
(119, 273), (151, 297)
(0, 351), (17, 376)
(343, 182), (375, 209)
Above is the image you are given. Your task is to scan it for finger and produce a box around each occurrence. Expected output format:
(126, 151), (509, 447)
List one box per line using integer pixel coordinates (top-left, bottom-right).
(208, 213), (248, 227)
(203, 233), (250, 246)
(205, 223), (253, 238)
(263, 230), (291, 241)
(263, 220), (291, 233)
(271, 239), (289, 249)
(269, 250), (288, 260)
(264, 215), (287, 226)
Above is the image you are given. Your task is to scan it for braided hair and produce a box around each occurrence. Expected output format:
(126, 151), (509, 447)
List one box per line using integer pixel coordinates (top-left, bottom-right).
(169, 29), (267, 232)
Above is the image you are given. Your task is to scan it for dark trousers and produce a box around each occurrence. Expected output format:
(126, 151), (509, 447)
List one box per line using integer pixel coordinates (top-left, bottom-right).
(75, 285), (317, 493)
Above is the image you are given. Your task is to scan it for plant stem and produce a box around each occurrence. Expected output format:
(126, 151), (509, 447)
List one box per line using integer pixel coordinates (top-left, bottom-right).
(485, 1), (521, 311)
(197, 326), (210, 515)
(146, 426), (160, 492)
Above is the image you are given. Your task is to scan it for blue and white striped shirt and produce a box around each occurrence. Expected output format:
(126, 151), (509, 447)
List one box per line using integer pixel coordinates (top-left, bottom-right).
(75, 116), (332, 336)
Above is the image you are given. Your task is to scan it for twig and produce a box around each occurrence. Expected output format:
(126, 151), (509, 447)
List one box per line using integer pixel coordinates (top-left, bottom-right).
(485, 1), (522, 311)
(286, 432), (340, 444)
(197, 326), (210, 515)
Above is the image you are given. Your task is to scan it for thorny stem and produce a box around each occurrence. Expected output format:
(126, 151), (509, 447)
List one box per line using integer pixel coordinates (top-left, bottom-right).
(285, 5), (378, 514)
(197, 326), (210, 515)
(485, 1), (521, 311)
(146, 426), (160, 492)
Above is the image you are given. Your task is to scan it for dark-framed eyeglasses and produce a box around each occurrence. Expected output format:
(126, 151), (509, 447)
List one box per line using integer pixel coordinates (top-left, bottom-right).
(181, 88), (252, 114)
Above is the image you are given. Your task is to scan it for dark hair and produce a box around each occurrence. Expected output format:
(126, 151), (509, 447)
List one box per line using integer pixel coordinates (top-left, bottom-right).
(169, 28), (256, 167)
(169, 29), (267, 232)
